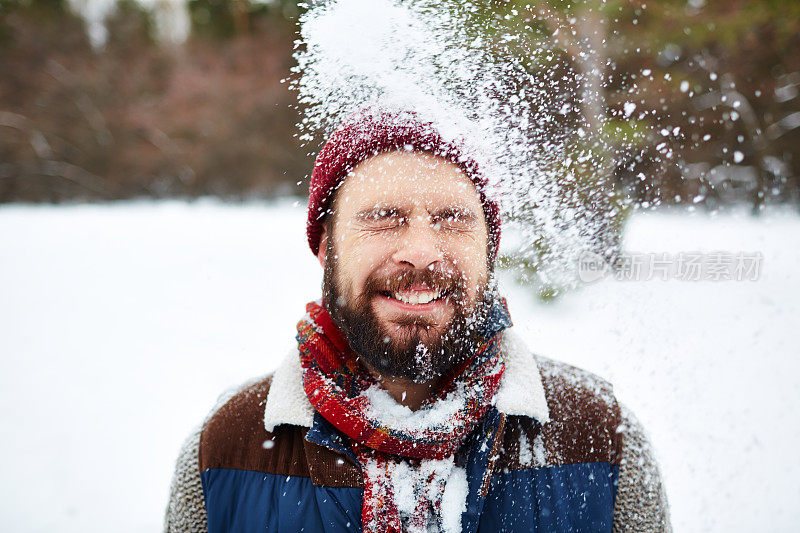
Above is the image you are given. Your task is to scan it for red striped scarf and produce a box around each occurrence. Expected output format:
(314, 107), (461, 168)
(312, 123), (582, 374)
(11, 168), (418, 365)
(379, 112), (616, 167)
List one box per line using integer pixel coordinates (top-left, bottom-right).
(297, 300), (507, 532)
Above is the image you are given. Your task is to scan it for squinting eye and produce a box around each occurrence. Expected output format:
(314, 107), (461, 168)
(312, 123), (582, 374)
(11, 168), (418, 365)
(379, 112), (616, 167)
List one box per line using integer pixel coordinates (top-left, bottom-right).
(361, 210), (406, 229)
(431, 211), (472, 231)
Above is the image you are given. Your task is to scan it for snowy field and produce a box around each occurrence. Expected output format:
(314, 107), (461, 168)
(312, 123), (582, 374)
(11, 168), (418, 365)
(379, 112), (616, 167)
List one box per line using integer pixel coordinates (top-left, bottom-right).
(1, 199), (798, 532)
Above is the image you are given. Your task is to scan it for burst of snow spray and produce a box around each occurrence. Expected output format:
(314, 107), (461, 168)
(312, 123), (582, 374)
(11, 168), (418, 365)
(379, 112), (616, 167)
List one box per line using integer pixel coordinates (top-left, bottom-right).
(291, 0), (622, 291)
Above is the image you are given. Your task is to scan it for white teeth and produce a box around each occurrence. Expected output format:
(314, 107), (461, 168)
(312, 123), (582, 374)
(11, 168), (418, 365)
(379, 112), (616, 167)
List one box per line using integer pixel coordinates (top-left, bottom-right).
(392, 290), (441, 304)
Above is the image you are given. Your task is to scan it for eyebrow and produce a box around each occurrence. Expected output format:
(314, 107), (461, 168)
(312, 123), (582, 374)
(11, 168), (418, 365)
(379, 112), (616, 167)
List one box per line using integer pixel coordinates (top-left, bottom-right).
(354, 206), (408, 221)
(430, 205), (479, 222)
(354, 204), (480, 224)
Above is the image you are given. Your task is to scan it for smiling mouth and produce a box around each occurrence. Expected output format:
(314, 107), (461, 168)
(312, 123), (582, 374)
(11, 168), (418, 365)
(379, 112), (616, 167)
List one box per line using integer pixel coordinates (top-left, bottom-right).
(378, 289), (450, 305)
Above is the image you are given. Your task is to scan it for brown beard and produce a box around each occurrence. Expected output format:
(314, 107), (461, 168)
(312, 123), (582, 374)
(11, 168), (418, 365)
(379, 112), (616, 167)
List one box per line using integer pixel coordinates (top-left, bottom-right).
(322, 237), (494, 383)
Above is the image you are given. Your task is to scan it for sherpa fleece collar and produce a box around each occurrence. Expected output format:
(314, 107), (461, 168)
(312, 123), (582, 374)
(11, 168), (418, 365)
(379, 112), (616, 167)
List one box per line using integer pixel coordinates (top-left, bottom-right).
(263, 328), (550, 433)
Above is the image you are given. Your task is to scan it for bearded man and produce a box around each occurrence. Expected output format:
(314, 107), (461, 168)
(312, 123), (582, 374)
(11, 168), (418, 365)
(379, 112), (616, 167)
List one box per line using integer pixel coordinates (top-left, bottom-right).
(164, 110), (671, 533)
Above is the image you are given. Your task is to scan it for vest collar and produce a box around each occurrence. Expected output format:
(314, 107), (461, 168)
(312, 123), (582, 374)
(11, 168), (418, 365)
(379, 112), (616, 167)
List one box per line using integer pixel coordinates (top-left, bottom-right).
(263, 328), (550, 433)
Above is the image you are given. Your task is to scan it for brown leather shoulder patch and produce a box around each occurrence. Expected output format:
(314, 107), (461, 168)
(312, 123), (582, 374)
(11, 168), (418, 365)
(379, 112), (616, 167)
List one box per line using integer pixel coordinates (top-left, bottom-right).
(496, 357), (623, 471)
(538, 357), (623, 466)
(199, 375), (311, 478)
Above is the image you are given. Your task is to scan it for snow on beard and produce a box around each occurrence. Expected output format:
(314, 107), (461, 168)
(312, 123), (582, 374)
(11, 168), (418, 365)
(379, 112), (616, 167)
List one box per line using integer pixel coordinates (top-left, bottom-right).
(322, 235), (495, 383)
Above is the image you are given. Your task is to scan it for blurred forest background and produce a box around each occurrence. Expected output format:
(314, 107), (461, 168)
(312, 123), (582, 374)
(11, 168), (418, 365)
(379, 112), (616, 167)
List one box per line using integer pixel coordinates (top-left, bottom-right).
(1, 0), (799, 212)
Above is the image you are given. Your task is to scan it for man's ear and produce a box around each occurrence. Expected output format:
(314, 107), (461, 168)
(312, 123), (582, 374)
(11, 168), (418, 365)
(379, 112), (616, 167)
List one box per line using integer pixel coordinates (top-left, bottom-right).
(316, 226), (327, 268)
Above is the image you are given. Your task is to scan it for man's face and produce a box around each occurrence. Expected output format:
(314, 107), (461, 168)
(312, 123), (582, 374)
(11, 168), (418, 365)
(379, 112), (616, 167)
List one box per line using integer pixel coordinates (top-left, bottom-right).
(318, 150), (493, 382)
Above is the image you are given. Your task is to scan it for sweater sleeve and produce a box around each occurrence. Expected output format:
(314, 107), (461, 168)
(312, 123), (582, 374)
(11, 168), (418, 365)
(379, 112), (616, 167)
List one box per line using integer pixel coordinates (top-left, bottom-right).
(612, 404), (672, 532)
(164, 426), (208, 533)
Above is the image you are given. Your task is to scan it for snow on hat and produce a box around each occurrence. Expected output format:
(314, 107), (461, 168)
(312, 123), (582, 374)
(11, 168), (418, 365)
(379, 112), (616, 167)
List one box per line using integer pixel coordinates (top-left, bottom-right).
(306, 108), (501, 259)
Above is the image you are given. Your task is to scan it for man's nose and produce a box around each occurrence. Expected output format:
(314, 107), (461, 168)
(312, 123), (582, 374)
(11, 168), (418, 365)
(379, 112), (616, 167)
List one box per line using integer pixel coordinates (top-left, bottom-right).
(391, 216), (442, 270)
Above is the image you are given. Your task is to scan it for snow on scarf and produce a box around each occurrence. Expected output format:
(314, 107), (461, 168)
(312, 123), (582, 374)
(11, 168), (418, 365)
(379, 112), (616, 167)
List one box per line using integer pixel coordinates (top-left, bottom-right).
(297, 300), (510, 533)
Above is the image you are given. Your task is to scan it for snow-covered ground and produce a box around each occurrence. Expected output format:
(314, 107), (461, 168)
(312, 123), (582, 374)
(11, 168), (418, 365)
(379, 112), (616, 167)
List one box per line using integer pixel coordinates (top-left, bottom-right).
(1, 200), (798, 532)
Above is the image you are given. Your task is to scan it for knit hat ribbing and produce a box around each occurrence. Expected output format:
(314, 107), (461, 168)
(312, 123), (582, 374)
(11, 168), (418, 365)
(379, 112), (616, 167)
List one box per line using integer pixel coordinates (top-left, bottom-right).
(306, 109), (501, 258)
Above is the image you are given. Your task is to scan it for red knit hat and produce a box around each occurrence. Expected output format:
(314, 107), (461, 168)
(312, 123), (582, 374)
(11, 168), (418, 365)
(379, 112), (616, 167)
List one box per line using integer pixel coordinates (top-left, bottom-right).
(307, 108), (501, 259)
